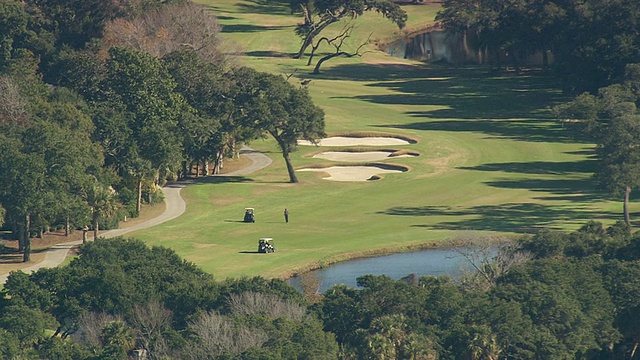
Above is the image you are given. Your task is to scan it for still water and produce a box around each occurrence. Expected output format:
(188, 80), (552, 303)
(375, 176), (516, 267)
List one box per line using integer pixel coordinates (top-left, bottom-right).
(289, 247), (473, 293)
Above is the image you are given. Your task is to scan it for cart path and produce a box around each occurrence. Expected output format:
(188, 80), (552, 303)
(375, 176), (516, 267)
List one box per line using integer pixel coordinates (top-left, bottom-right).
(0, 146), (272, 284)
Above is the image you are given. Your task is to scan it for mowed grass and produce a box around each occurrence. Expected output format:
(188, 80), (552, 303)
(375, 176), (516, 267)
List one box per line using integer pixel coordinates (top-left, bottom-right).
(129, 0), (633, 280)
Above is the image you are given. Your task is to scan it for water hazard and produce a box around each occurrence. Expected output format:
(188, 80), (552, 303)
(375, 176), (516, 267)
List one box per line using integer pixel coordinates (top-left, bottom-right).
(289, 247), (475, 293)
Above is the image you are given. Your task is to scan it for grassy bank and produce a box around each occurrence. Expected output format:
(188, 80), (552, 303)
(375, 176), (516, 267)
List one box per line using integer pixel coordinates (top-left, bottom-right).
(130, 0), (629, 280)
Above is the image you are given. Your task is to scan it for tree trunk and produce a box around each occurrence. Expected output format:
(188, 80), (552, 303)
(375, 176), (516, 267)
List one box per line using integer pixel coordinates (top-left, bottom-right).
(294, 21), (334, 59)
(136, 177), (143, 215)
(17, 221), (24, 251)
(181, 160), (188, 180)
(203, 160), (209, 176)
(283, 149), (298, 183)
(313, 52), (345, 74)
(510, 48), (521, 73)
(65, 215), (70, 236)
(295, 33), (316, 59)
(624, 186), (631, 227)
(22, 213), (31, 262)
(93, 213), (99, 241)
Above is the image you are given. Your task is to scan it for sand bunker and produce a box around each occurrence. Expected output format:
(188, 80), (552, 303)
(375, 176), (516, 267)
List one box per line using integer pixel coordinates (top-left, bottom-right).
(314, 151), (417, 162)
(298, 136), (411, 147)
(299, 165), (405, 182)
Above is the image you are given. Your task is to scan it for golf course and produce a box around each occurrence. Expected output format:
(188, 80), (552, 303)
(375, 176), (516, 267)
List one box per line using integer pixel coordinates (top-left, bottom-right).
(127, 0), (631, 280)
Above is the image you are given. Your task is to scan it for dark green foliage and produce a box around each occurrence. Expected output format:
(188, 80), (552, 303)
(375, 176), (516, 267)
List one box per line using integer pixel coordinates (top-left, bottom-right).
(437, 0), (640, 92)
(0, 329), (20, 359)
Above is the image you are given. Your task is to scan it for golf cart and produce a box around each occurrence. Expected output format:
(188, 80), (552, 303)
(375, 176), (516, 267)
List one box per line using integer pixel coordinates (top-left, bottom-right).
(243, 208), (255, 223)
(258, 238), (275, 253)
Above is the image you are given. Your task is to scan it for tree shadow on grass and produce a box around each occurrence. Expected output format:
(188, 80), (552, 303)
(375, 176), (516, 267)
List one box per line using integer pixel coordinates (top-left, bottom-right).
(380, 119), (576, 143)
(236, 0), (292, 15)
(221, 24), (292, 33)
(246, 50), (292, 58)
(459, 159), (597, 176)
(186, 176), (254, 185)
(380, 203), (617, 233)
(311, 63), (585, 143)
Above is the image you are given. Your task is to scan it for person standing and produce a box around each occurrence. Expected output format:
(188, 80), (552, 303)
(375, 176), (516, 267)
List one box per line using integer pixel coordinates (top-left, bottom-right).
(284, 208), (289, 223)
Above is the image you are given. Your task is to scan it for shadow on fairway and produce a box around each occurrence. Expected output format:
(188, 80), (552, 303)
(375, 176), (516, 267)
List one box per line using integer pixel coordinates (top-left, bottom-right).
(311, 63), (586, 143)
(188, 176), (254, 185)
(221, 24), (291, 33)
(459, 159), (597, 175)
(237, 0), (292, 15)
(380, 202), (617, 233)
(246, 50), (292, 58)
(239, 251), (262, 254)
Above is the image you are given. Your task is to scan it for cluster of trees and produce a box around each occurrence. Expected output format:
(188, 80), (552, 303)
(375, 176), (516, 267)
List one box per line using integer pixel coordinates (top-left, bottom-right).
(1, 221), (639, 359)
(436, 0), (640, 93)
(0, 0), (325, 261)
(553, 64), (640, 227)
(0, 238), (338, 359)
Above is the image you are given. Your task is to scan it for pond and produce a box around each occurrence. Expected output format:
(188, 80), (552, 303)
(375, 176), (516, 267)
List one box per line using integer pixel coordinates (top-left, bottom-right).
(289, 247), (479, 293)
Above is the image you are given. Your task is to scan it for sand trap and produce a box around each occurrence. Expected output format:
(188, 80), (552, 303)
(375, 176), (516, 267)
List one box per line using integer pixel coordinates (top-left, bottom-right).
(298, 136), (411, 147)
(299, 165), (405, 182)
(314, 151), (417, 162)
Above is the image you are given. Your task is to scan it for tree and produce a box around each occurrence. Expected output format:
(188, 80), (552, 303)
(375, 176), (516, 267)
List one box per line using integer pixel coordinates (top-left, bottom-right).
(0, 134), (46, 261)
(554, 66), (640, 226)
(595, 98), (640, 227)
(290, 0), (407, 59)
(102, 1), (224, 64)
(100, 320), (135, 359)
(163, 49), (234, 176)
(0, 75), (29, 126)
(105, 47), (186, 181)
(309, 24), (371, 74)
(239, 69), (325, 183)
(130, 300), (173, 359)
(0, 0), (31, 70)
(85, 183), (118, 241)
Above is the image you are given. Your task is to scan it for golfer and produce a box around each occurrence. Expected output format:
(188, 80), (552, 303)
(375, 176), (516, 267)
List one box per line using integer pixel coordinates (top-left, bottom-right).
(284, 208), (289, 223)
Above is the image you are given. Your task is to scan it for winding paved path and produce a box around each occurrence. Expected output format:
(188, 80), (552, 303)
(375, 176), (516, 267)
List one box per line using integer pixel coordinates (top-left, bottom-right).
(0, 146), (272, 284)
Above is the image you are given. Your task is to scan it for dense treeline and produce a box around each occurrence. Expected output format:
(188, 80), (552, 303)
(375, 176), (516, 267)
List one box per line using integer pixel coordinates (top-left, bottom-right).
(1, 221), (639, 359)
(437, 0), (640, 93)
(0, 0), (325, 262)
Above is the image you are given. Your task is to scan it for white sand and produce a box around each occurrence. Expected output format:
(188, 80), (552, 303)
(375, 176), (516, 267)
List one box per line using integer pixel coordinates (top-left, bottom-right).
(299, 166), (404, 182)
(299, 136), (414, 181)
(314, 151), (416, 162)
(298, 136), (411, 146)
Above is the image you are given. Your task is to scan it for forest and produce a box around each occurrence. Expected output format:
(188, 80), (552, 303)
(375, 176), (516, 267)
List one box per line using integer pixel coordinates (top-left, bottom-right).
(1, 221), (639, 359)
(1, 0), (640, 358)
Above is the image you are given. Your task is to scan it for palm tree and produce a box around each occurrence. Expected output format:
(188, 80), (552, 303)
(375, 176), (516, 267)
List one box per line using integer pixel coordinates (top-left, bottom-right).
(467, 325), (502, 360)
(86, 184), (119, 242)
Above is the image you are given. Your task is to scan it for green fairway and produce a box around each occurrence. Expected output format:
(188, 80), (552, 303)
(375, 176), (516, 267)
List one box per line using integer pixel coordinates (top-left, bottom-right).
(130, 0), (633, 280)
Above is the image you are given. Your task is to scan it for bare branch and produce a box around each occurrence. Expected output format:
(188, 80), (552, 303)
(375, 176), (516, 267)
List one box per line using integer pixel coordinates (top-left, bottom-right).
(103, 2), (225, 64)
(452, 233), (529, 292)
(0, 76), (29, 126)
(187, 311), (267, 357)
(227, 292), (307, 322)
(309, 25), (372, 74)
